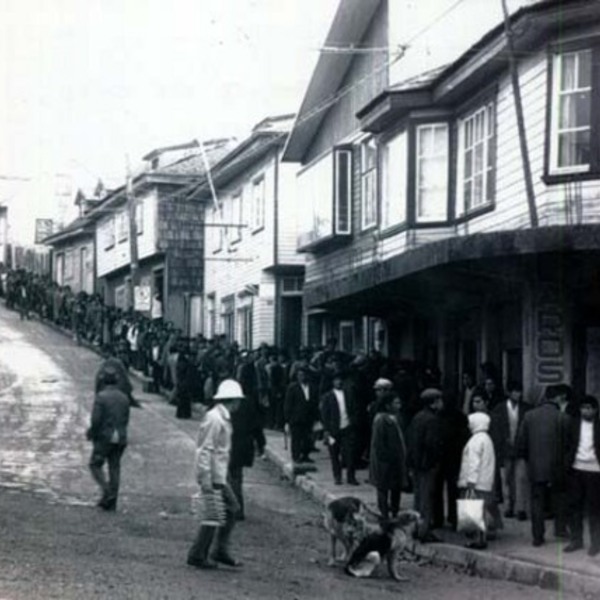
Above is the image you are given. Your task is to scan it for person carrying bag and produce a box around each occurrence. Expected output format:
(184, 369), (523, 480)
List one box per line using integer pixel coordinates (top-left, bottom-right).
(457, 412), (498, 549)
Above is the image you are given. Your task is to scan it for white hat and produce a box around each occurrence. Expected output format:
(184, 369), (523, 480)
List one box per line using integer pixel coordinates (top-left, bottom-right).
(373, 378), (393, 390)
(213, 379), (244, 401)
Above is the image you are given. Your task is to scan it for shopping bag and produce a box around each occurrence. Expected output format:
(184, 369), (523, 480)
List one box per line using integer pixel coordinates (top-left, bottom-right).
(457, 492), (486, 534)
(191, 488), (226, 527)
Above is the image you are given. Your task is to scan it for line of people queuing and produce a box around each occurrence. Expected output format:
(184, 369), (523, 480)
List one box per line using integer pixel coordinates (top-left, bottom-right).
(4, 267), (600, 559)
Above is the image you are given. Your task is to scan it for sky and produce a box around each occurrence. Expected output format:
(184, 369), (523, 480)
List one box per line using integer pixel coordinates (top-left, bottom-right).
(0, 0), (533, 242)
(0, 0), (339, 229)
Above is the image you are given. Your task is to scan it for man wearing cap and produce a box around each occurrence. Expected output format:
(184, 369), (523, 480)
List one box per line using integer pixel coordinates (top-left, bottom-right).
(407, 388), (444, 542)
(87, 366), (131, 511)
(187, 379), (243, 569)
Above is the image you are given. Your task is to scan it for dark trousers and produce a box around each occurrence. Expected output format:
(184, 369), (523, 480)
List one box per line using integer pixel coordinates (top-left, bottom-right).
(434, 463), (460, 528)
(568, 469), (600, 549)
(89, 442), (126, 503)
(290, 423), (312, 463)
(327, 427), (356, 482)
(376, 487), (401, 520)
(187, 483), (240, 562)
(414, 467), (438, 539)
(530, 481), (568, 543)
(228, 465), (245, 518)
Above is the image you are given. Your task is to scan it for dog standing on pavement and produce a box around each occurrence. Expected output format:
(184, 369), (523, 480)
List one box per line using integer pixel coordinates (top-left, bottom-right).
(323, 496), (370, 566)
(344, 510), (421, 580)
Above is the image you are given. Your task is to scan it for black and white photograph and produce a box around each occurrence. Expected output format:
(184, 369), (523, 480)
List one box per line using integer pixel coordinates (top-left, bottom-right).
(0, 0), (599, 598)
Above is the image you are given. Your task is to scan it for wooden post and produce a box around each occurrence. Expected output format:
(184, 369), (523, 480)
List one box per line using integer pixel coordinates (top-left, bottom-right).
(501, 0), (538, 227)
(126, 157), (140, 308)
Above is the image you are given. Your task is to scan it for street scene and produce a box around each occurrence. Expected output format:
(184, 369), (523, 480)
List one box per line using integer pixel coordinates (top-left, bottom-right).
(2, 0), (600, 598)
(0, 304), (562, 599)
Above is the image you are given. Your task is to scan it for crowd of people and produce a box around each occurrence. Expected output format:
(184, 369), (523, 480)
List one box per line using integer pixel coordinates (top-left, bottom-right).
(4, 267), (600, 563)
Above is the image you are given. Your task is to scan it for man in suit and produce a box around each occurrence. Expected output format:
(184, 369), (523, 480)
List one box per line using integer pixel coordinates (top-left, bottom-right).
(564, 395), (600, 556)
(517, 384), (572, 547)
(407, 388), (444, 543)
(284, 366), (318, 464)
(320, 371), (359, 485)
(491, 381), (530, 520)
(88, 366), (131, 511)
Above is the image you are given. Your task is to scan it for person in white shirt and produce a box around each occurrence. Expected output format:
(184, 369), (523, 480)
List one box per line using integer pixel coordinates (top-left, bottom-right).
(458, 412), (496, 549)
(564, 395), (600, 556)
(187, 379), (244, 569)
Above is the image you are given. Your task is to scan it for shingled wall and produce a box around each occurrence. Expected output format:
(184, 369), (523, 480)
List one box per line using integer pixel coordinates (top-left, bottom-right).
(157, 195), (205, 294)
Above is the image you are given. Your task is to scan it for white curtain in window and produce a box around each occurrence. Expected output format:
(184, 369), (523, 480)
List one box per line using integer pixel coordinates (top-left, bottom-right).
(382, 131), (407, 228)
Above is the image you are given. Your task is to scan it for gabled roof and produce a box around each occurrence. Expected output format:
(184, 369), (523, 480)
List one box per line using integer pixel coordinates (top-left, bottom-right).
(195, 116), (294, 194)
(282, 0), (382, 163)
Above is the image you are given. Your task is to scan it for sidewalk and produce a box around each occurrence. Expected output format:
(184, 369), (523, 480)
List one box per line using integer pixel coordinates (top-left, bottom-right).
(263, 429), (600, 598)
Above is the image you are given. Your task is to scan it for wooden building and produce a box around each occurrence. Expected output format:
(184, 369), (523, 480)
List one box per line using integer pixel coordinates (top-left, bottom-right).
(283, 0), (600, 401)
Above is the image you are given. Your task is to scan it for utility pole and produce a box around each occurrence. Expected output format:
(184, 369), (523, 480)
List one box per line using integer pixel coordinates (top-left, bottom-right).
(501, 0), (538, 227)
(126, 157), (140, 309)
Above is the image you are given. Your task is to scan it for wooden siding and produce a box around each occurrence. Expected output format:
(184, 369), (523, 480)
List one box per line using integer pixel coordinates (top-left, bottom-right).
(96, 190), (157, 278)
(304, 28), (600, 299)
(53, 238), (94, 294)
(303, 3), (388, 164)
(277, 160), (304, 266)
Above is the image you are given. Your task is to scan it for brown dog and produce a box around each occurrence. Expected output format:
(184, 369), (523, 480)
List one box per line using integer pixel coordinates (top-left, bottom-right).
(323, 496), (370, 566)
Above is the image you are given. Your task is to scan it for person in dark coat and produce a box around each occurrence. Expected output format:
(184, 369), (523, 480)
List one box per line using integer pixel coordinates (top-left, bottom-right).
(95, 346), (142, 408)
(284, 367), (318, 464)
(433, 394), (469, 530)
(564, 395), (600, 556)
(87, 366), (131, 511)
(370, 390), (408, 520)
(320, 372), (359, 485)
(175, 348), (196, 419)
(517, 384), (572, 546)
(407, 388), (444, 542)
(490, 381), (531, 520)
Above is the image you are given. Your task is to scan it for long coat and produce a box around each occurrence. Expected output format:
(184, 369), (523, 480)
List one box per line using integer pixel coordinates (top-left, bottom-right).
(490, 400), (531, 462)
(407, 407), (443, 472)
(369, 412), (407, 491)
(89, 385), (130, 446)
(517, 401), (571, 485)
(320, 385), (358, 437)
(284, 382), (318, 426)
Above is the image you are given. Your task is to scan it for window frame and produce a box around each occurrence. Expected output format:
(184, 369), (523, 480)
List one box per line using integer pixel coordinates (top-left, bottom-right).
(103, 217), (116, 250)
(230, 191), (242, 244)
(117, 210), (129, 243)
(360, 138), (378, 231)
(135, 200), (144, 236)
(456, 99), (497, 218)
(379, 128), (409, 236)
(334, 147), (352, 235)
(251, 176), (265, 234)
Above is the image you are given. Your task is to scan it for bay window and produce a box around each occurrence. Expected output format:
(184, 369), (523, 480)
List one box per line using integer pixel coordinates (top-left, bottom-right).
(381, 131), (407, 229)
(416, 123), (449, 222)
(360, 138), (377, 230)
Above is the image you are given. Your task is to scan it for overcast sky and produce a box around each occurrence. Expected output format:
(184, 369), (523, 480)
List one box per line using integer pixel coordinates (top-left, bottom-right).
(0, 0), (339, 203)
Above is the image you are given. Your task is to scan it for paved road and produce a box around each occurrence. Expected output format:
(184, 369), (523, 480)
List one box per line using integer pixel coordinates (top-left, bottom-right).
(0, 306), (563, 599)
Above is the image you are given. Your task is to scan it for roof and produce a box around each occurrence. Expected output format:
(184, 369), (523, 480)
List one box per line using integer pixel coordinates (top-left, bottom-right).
(142, 140), (199, 161)
(282, 0), (382, 163)
(195, 116), (294, 194)
(157, 138), (235, 177)
(42, 214), (94, 246)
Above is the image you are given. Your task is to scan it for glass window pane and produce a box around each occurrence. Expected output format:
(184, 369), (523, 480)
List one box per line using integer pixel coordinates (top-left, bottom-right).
(464, 149), (473, 179)
(558, 130), (591, 167)
(561, 53), (577, 90)
(474, 174), (484, 205)
(579, 49), (592, 88)
(559, 92), (591, 129)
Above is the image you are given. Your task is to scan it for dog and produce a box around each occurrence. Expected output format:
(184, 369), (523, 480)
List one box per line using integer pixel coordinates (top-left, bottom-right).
(344, 510), (421, 581)
(323, 496), (371, 566)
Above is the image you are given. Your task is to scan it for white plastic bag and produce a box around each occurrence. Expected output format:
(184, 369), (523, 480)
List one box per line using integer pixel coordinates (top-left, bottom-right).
(457, 490), (486, 534)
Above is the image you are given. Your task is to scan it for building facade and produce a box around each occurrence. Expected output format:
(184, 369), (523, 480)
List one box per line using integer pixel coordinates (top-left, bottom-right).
(202, 115), (304, 350)
(284, 0), (600, 401)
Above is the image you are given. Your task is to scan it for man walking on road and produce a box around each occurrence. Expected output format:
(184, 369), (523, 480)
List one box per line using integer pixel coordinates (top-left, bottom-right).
(187, 379), (244, 569)
(87, 366), (131, 511)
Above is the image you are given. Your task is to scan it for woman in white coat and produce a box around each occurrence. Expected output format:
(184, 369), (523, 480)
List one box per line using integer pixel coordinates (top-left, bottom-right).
(458, 412), (499, 549)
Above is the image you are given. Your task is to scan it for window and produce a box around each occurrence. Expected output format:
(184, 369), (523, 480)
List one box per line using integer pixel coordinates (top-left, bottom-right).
(135, 201), (144, 235)
(221, 297), (235, 342)
(103, 218), (115, 249)
(550, 48), (592, 174)
(361, 138), (377, 229)
(381, 131), (407, 229)
(230, 192), (242, 243)
(416, 124), (449, 222)
(207, 294), (216, 338)
(339, 321), (355, 353)
(458, 102), (495, 213)
(335, 149), (352, 234)
(117, 211), (129, 242)
(238, 305), (253, 349)
(251, 177), (265, 232)
(282, 276), (304, 294)
(212, 204), (223, 252)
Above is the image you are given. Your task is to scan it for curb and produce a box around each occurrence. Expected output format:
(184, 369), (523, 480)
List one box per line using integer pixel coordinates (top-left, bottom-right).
(264, 446), (599, 598)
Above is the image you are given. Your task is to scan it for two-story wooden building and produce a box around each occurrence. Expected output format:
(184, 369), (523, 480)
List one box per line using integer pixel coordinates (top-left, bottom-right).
(284, 0), (600, 400)
(94, 138), (234, 329)
(201, 115), (304, 350)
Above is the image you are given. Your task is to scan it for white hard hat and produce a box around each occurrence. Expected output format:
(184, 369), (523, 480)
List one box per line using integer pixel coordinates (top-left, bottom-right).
(213, 379), (244, 401)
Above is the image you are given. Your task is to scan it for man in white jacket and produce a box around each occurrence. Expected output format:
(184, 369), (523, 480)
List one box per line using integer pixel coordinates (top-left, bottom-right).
(458, 412), (497, 549)
(187, 379), (244, 569)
